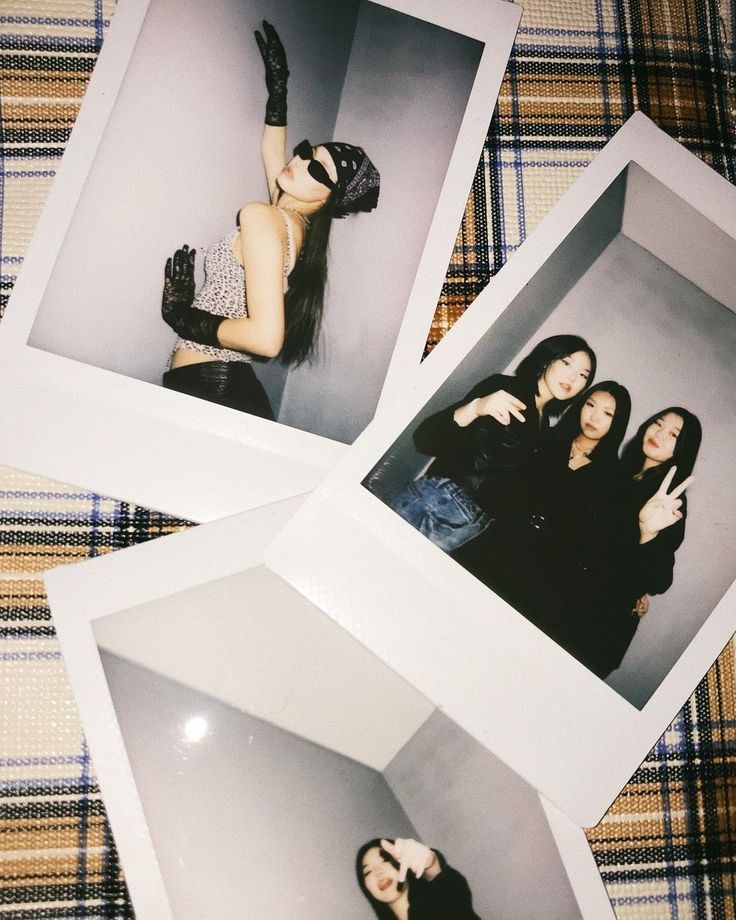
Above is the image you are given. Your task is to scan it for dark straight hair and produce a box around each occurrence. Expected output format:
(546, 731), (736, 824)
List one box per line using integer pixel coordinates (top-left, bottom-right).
(356, 838), (408, 920)
(620, 406), (702, 490)
(514, 334), (597, 417)
(280, 197), (334, 367)
(553, 380), (632, 464)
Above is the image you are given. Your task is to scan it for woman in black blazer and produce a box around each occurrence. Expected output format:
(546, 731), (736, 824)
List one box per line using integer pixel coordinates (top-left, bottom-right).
(593, 406), (701, 677)
(387, 334), (596, 551)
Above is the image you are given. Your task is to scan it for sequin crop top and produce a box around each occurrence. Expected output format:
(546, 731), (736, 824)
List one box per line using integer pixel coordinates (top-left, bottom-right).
(171, 209), (297, 364)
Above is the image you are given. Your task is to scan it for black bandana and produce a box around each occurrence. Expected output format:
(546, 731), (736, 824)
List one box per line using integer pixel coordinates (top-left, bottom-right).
(322, 142), (380, 213)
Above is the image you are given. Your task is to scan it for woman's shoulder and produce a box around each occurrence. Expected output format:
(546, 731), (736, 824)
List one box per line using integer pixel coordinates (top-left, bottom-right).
(238, 201), (288, 233)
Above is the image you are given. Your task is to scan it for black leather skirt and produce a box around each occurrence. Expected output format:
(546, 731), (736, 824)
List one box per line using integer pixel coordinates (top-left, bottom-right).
(163, 361), (275, 420)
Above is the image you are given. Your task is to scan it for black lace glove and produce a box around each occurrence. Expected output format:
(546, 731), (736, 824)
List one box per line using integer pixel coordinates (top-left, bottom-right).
(162, 245), (222, 348)
(254, 20), (289, 127)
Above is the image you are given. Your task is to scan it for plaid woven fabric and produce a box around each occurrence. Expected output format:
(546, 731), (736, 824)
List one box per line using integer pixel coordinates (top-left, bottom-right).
(0, 1), (734, 918)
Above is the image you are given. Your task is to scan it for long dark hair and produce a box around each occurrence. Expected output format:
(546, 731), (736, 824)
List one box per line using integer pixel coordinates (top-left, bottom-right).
(515, 334), (597, 418)
(280, 198), (334, 367)
(553, 381), (631, 464)
(620, 406), (702, 490)
(356, 839), (409, 919)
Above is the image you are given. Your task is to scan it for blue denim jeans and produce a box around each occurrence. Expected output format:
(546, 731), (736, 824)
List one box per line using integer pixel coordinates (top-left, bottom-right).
(387, 475), (491, 552)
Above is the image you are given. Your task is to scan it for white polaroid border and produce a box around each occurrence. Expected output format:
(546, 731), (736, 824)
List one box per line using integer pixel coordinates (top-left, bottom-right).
(0, 0), (521, 523)
(264, 112), (736, 826)
(45, 502), (613, 919)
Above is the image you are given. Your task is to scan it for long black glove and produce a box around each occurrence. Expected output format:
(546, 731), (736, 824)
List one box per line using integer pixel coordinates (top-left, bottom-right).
(162, 245), (223, 348)
(254, 20), (289, 127)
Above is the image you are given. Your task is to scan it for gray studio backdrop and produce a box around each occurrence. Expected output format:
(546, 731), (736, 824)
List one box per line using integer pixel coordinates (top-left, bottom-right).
(100, 651), (581, 920)
(365, 164), (736, 710)
(28, 0), (482, 443)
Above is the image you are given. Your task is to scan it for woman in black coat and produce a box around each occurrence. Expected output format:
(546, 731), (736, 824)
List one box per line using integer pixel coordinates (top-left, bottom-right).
(451, 381), (631, 668)
(356, 837), (481, 919)
(387, 334), (597, 551)
(596, 406), (702, 676)
(508, 381), (632, 674)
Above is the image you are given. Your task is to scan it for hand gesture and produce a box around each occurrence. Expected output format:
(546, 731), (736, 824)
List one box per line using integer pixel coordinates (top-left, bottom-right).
(638, 466), (694, 543)
(633, 594), (649, 617)
(475, 390), (527, 425)
(255, 20), (289, 126)
(381, 838), (437, 883)
(162, 244), (196, 329)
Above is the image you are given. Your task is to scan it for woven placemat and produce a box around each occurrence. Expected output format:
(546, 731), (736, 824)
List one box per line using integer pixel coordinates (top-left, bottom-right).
(1, 1), (734, 917)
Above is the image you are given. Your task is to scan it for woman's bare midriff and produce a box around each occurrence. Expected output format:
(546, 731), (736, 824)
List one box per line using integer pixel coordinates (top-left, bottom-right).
(169, 348), (219, 369)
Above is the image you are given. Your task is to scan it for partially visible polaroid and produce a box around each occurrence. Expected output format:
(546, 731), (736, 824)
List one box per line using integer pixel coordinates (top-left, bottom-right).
(265, 113), (736, 826)
(0, 0), (521, 522)
(45, 500), (613, 919)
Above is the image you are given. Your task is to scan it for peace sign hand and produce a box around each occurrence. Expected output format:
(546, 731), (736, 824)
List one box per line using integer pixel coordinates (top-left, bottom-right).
(638, 466), (694, 544)
(381, 838), (438, 883)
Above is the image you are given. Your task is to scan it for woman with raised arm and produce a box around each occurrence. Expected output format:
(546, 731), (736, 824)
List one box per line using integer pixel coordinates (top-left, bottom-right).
(597, 407), (701, 676)
(357, 838), (481, 920)
(387, 334), (596, 551)
(160, 21), (380, 418)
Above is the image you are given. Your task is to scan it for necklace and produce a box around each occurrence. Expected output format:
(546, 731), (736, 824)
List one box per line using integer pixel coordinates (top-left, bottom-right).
(569, 437), (592, 462)
(279, 205), (310, 228)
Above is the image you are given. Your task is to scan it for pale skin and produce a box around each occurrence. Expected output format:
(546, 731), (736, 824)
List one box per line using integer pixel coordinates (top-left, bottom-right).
(169, 125), (337, 368)
(567, 390), (616, 470)
(452, 351), (592, 428)
(361, 839), (441, 919)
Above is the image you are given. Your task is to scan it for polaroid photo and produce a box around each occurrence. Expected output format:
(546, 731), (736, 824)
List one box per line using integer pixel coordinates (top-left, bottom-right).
(264, 112), (736, 826)
(45, 498), (613, 919)
(0, 0), (521, 522)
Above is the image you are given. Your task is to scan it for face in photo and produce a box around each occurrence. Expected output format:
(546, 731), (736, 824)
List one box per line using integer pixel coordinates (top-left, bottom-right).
(364, 163), (736, 710)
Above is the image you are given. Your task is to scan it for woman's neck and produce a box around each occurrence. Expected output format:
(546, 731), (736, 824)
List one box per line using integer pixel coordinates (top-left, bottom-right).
(276, 191), (323, 219)
(635, 456), (660, 479)
(574, 433), (598, 454)
(389, 894), (410, 920)
(568, 434), (596, 469)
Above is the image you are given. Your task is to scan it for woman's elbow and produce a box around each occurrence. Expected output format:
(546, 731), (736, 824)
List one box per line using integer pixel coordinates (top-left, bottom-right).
(253, 329), (284, 359)
(258, 340), (283, 359)
(221, 320), (284, 358)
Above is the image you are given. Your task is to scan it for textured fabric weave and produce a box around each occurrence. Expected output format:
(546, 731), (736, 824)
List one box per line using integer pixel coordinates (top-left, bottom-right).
(0, 1), (734, 918)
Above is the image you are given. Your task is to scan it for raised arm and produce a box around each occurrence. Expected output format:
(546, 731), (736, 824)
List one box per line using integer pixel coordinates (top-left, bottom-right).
(381, 840), (480, 919)
(254, 21), (288, 202)
(638, 466), (693, 544)
(413, 374), (522, 459)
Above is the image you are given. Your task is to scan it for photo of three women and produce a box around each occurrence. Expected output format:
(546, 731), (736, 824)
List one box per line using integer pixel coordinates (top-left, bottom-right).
(386, 334), (701, 682)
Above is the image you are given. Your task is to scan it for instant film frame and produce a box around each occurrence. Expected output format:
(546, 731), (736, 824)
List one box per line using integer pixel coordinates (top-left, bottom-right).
(265, 113), (736, 826)
(0, 0), (520, 523)
(45, 501), (612, 919)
